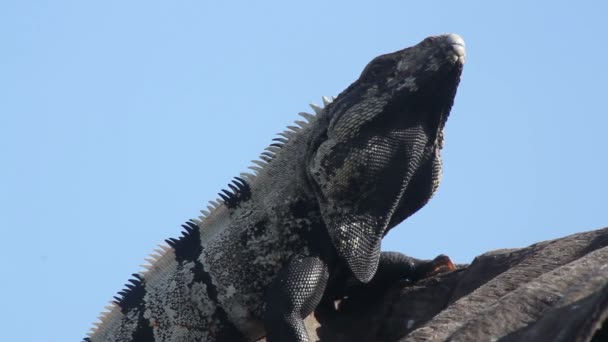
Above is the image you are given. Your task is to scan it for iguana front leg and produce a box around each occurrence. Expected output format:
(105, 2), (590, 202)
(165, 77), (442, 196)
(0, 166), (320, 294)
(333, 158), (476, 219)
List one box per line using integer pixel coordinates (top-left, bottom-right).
(368, 252), (456, 288)
(317, 252), (454, 315)
(343, 252), (453, 295)
(264, 256), (330, 342)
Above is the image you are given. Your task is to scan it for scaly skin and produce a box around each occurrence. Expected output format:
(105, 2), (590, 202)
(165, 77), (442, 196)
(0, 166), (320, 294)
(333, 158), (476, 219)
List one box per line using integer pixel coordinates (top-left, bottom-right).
(85, 33), (465, 342)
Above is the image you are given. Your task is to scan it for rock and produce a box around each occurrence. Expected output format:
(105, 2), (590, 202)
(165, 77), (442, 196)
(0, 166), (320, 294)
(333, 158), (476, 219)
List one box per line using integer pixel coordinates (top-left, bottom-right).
(308, 227), (608, 342)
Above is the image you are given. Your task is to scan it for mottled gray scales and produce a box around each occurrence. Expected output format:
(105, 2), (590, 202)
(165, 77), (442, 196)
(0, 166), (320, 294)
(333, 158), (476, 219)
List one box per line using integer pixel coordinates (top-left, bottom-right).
(86, 33), (465, 341)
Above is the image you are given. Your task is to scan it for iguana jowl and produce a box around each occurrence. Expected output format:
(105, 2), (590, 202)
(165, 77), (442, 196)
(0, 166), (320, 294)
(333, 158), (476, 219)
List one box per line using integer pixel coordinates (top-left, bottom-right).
(85, 33), (465, 342)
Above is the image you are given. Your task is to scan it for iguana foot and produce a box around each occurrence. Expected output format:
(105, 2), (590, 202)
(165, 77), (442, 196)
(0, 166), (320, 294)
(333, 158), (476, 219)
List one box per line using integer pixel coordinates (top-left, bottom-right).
(414, 254), (456, 280)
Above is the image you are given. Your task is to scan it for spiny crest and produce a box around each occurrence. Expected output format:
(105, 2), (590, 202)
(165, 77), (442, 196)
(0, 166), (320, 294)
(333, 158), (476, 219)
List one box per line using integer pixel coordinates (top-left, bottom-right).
(112, 273), (145, 308)
(217, 176), (252, 209)
(164, 221), (199, 249)
(189, 199), (224, 225)
(85, 302), (118, 339)
(178, 96), (333, 241)
(85, 273), (146, 340)
(139, 243), (172, 275)
(85, 96), (334, 340)
(165, 221), (203, 261)
(140, 94), (333, 267)
(244, 96), (333, 178)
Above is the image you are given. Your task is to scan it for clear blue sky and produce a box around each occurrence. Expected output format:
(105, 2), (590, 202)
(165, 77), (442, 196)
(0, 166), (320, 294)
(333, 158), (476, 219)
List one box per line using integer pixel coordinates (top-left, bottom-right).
(1, 1), (607, 341)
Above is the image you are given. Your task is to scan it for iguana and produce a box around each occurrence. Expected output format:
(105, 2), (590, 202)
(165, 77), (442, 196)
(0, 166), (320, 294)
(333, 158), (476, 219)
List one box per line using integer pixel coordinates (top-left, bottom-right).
(85, 33), (465, 342)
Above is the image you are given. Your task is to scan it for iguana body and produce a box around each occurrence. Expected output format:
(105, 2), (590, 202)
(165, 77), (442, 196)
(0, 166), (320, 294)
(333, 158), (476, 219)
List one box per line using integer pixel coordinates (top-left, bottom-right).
(86, 33), (465, 342)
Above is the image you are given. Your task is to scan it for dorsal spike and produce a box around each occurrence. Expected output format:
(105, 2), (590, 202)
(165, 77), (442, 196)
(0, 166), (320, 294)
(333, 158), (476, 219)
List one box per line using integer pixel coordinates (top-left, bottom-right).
(218, 192), (231, 203)
(278, 131), (295, 139)
(298, 112), (315, 121)
(234, 176), (248, 186)
(294, 120), (308, 128)
(248, 165), (263, 173)
(240, 172), (256, 181)
(251, 159), (267, 168)
(234, 180), (246, 190)
(322, 96), (332, 106)
(265, 145), (281, 153)
(150, 251), (162, 258)
(165, 238), (179, 247)
(309, 103), (323, 114)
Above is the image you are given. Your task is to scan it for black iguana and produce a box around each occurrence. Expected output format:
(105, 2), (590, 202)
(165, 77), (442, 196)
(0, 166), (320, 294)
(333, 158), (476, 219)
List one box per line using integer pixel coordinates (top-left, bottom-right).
(85, 33), (465, 342)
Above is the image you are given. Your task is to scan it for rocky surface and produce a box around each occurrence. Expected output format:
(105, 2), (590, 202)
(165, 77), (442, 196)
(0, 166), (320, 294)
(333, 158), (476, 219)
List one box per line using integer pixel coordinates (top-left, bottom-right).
(305, 227), (608, 342)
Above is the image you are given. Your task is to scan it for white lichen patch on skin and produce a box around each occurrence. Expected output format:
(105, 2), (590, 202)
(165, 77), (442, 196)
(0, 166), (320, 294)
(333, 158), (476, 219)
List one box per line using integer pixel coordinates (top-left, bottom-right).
(141, 257), (214, 341)
(225, 285), (237, 298)
(425, 56), (440, 72)
(189, 280), (217, 317)
(116, 311), (140, 340)
(397, 76), (418, 92)
(397, 59), (412, 71)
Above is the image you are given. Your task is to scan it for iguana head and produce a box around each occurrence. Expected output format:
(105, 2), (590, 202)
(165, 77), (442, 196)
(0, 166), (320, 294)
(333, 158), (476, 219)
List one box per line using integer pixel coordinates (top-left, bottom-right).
(309, 34), (465, 282)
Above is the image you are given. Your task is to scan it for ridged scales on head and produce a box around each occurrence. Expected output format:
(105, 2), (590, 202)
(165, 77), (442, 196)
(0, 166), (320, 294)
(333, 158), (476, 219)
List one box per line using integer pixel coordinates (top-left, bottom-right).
(85, 33), (465, 342)
(84, 98), (334, 342)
